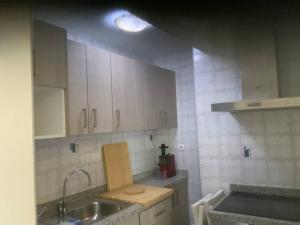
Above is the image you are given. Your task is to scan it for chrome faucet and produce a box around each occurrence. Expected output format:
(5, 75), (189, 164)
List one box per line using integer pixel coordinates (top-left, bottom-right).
(58, 169), (92, 218)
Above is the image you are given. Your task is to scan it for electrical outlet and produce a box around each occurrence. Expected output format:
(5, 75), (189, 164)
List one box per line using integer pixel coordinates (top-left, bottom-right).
(178, 144), (185, 151)
(243, 146), (251, 158)
(70, 143), (79, 153)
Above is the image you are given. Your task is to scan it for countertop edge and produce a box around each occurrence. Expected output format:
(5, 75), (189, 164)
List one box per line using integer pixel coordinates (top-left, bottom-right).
(208, 209), (300, 225)
(92, 204), (144, 225)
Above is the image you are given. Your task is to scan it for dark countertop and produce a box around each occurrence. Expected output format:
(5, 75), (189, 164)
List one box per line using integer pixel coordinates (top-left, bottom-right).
(215, 192), (300, 222)
(135, 170), (188, 187)
(209, 184), (300, 225)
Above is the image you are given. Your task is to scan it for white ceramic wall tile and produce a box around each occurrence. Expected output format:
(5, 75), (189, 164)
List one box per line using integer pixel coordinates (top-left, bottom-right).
(193, 16), (300, 196)
(264, 111), (291, 134)
(35, 131), (159, 204)
(151, 48), (202, 208)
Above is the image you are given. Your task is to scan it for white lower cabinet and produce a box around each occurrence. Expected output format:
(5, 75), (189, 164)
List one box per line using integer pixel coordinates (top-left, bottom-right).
(117, 214), (139, 225)
(140, 198), (172, 225)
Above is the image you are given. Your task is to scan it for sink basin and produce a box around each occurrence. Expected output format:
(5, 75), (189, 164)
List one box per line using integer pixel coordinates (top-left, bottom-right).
(38, 198), (130, 225)
(67, 200), (126, 223)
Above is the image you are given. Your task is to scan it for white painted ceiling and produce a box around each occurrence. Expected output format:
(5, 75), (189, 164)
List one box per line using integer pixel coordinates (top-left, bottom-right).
(33, 6), (190, 61)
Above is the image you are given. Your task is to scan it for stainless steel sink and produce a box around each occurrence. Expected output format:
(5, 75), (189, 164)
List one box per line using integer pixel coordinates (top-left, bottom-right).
(38, 198), (130, 225)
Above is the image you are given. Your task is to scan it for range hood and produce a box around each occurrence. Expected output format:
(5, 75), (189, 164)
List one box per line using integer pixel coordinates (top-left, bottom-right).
(211, 97), (300, 112)
(211, 19), (300, 112)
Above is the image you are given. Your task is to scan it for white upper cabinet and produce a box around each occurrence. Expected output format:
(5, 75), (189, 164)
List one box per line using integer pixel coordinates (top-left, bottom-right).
(161, 69), (177, 129)
(86, 46), (114, 134)
(143, 64), (177, 130)
(143, 64), (164, 129)
(67, 40), (89, 136)
(111, 53), (145, 132)
(33, 20), (67, 88)
(67, 40), (114, 136)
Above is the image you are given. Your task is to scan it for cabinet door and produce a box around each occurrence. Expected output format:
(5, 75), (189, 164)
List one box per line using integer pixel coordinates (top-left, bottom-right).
(167, 181), (189, 225)
(143, 65), (177, 130)
(33, 20), (67, 88)
(143, 64), (164, 129)
(67, 40), (88, 136)
(111, 53), (144, 132)
(86, 46), (113, 133)
(160, 69), (178, 129)
(140, 198), (172, 225)
(116, 214), (139, 225)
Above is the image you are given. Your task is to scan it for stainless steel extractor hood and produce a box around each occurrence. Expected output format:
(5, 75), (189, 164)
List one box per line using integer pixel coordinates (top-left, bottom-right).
(211, 97), (300, 112)
(211, 18), (300, 112)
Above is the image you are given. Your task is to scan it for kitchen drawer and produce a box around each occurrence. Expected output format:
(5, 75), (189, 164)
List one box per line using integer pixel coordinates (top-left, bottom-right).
(140, 198), (172, 225)
(116, 214), (139, 225)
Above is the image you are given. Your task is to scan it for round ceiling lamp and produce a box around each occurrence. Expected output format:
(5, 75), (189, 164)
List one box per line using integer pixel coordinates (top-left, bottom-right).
(114, 13), (149, 32)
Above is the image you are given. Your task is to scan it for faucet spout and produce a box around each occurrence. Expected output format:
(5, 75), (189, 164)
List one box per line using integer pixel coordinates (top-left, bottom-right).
(59, 169), (92, 218)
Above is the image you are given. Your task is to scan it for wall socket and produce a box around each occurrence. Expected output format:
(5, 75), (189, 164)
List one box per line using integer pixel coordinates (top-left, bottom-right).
(70, 143), (79, 153)
(178, 144), (185, 151)
(243, 146), (251, 158)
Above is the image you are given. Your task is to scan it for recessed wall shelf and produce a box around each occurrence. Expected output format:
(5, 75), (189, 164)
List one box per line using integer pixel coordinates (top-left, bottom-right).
(34, 86), (66, 139)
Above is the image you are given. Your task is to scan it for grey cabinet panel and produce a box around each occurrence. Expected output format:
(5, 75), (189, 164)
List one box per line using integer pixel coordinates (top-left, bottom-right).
(140, 198), (172, 225)
(143, 65), (178, 130)
(111, 53), (145, 132)
(167, 180), (189, 225)
(86, 46), (114, 134)
(33, 20), (67, 88)
(67, 40), (88, 136)
(67, 41), (113, 135)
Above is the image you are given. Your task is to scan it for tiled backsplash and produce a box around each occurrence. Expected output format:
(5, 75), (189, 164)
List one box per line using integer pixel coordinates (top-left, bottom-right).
(152, 49), (201, 206)
(35, 131), (160, 204)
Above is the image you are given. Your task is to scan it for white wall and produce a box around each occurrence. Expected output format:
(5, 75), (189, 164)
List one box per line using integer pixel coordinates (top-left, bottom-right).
(0, 7), (36, 225)
(151, 49), (201, 205)
(193, 15), (300, 197)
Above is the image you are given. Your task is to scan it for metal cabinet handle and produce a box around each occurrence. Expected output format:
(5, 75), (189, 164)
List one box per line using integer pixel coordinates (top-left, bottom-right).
(116, 110), (121, 130)
(160, 111), (164, 128)
(247, 102), (261, 107)
(154, 209), (166, 218)
(33, 50), (37, 77)
(175, 189), (180, 205)
(92, 108), (97, 128)
(81, 108), (88, 129)
(171, 190), (180, 207)
(164, 111), (168, 127)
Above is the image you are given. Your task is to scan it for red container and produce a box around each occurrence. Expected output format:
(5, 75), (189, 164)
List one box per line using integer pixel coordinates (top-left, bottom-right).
(166, 154), (176, 178)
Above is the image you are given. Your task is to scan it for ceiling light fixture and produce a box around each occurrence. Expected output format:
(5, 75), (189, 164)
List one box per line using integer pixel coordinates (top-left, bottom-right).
(114, 13), (149, 32)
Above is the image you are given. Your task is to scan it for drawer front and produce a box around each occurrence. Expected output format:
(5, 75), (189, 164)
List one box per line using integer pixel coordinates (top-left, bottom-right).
(140, 198), (172, 225)
(116, 214), (139, 225)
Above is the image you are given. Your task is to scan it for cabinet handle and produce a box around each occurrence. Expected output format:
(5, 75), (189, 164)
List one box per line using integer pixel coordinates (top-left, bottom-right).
(247, 102), (261, 107)
(175, 189), (180, 205)
(160, 111), (164, 128)
(116, 110), (121, 130)
(92, 108), (97, 128)
(171, 190), (180, 207)
(154, 209), (166, 218)
(164, 111), (168, 127)
(33, 50), (37, 77)
(82, 108), (88, 129)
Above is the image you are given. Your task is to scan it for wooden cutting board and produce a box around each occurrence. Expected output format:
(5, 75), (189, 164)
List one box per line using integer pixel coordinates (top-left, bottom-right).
(100, 184), (174, 208)
(102, 142), (133, 191)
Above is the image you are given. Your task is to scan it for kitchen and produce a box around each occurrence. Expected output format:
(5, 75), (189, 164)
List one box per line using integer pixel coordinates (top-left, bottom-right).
(2, 2), (300, 225)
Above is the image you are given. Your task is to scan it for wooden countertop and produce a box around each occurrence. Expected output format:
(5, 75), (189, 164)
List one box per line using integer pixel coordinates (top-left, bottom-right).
(100, 184), (174, 208)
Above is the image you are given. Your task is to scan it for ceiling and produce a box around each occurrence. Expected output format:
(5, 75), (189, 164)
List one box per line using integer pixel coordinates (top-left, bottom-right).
(33, 6), (190, 61)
